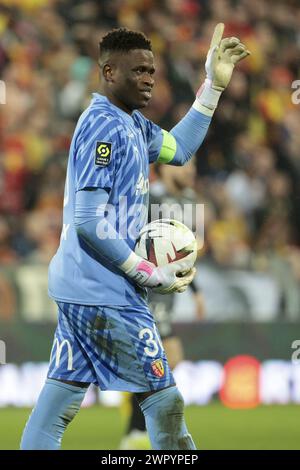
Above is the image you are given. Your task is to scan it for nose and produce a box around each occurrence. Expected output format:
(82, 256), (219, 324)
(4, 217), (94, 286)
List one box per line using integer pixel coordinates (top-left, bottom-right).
(142, 72), (154, 88)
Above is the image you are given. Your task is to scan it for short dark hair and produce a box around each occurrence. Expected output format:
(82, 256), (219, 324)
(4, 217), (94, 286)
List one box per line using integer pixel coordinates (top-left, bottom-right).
(99, 28), (152, 57)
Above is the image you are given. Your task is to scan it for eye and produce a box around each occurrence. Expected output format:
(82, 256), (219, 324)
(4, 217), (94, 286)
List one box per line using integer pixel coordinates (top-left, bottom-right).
(133, 67), (155, 76)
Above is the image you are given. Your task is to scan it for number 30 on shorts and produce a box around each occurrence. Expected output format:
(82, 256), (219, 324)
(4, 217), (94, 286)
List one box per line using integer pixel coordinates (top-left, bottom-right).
(138, 326), (163, 358)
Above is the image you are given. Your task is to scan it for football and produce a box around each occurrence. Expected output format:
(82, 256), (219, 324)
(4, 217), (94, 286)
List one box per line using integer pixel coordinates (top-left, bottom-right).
(135, 218), (198, 273)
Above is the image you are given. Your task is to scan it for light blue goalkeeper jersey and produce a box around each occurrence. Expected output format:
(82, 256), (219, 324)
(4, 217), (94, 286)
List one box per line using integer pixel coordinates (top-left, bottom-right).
(48, 93), (162, 307)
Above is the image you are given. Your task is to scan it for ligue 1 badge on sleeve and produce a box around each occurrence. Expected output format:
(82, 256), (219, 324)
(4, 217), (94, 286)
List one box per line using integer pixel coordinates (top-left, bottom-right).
(95, 141), (112, 166)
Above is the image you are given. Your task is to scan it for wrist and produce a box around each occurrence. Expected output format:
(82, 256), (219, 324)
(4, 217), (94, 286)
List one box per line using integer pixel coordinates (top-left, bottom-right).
(120, 251), (142, 274)
(120, 251), (156, 285)
(193, 79), (222, 116)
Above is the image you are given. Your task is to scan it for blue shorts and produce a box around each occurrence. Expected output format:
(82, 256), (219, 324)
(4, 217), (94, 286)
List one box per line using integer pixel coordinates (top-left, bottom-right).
(47, 302), (175, 392)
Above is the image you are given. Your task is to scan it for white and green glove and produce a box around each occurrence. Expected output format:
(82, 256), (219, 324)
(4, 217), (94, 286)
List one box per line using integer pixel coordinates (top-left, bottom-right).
(194, 23), (250, 116)
(120, 251), (196, 294)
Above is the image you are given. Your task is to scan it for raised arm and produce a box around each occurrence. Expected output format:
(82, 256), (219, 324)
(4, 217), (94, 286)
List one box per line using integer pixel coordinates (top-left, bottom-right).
(151, 23), (250, 166)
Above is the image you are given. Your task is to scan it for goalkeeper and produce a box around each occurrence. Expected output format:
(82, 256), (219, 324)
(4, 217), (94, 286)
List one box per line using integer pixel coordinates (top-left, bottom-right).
(21, 24), (249, 450)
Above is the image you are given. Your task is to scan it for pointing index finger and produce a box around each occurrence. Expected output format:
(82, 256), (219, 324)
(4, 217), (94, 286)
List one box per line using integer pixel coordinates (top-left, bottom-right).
(210, 23), (224, 49)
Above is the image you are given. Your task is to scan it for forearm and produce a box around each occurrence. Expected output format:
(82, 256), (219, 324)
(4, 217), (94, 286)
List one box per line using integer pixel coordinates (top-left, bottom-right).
(74, 188), (132, 266)
(74, 191), (155, 284)
(157, 83), (220, 166)
(168, 106), (212, 166)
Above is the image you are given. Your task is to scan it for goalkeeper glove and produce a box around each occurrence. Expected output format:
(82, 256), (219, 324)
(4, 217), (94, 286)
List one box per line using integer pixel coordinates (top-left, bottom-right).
(120, 251), (196, 294)
(195, 23), (250, 116)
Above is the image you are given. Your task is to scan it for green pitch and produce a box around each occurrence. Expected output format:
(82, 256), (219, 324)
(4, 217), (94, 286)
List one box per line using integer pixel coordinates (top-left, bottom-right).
(0, 403), (299, 450)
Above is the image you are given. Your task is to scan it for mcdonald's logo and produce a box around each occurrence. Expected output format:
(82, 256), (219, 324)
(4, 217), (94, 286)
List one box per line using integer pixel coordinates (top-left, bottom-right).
(50, 338), (73, 371)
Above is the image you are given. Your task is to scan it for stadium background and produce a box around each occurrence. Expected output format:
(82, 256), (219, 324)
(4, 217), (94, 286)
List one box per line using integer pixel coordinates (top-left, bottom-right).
(0, 0), (300, 449)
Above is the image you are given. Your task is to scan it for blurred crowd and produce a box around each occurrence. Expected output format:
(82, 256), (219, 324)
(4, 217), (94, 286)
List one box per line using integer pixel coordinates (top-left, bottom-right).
(0, 0), (300, 318)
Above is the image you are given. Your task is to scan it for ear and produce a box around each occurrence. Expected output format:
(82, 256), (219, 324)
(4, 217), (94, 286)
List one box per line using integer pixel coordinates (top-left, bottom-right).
(102, 63), (115, 83)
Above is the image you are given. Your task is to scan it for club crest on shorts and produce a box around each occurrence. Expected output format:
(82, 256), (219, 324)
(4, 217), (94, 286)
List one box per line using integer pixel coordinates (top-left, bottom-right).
(151, 358), (165, 378)
(95, 141), (112, 166)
